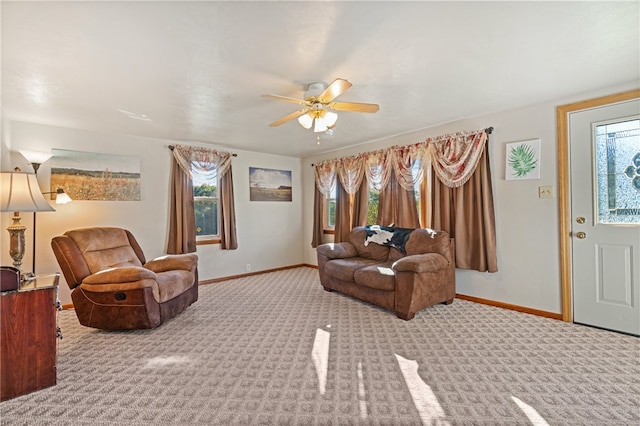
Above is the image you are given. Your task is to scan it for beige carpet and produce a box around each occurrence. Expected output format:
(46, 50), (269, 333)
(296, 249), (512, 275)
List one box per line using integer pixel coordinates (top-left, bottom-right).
(1, 267), (638, 425)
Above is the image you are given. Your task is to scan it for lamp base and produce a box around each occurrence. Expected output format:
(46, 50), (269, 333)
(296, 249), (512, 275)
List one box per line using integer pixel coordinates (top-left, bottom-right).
(7, 212), (25, 271)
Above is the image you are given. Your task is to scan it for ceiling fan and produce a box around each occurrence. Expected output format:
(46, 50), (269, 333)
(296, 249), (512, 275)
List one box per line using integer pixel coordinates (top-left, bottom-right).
(262, 78), (379, 133)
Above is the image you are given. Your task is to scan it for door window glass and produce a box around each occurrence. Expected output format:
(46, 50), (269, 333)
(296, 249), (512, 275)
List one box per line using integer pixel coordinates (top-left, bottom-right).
(594, 117), (640, 224)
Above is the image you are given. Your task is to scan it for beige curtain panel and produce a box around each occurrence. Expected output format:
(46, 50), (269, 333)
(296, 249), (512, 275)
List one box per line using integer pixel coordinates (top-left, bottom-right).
(167, 155), (196, 254)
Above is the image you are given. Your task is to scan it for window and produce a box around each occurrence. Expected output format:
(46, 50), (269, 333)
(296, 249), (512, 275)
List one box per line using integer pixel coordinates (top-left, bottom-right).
(413, 160), (424, 227)
(192, 164), (219, 241)
(367, 189), (379, 225)
(324, 183), (336, 230)
(594, 118), (640, 224)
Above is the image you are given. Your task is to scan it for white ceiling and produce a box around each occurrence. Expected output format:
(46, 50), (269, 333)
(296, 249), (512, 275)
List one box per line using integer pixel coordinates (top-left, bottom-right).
(2, 1), (639, 158)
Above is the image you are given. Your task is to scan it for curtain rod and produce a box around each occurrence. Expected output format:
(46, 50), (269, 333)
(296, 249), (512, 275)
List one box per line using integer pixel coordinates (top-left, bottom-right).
(311, 127), (493, 166)
(168, 145), (237, 157)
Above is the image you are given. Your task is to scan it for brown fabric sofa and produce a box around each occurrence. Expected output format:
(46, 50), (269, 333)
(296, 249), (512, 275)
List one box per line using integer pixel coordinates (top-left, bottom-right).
(317, 226), (455, 320)
(51, 227), (198, 330)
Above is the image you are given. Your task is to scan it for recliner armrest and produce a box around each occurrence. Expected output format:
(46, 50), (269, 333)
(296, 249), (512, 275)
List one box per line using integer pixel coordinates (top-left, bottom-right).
(144, 253), (198, 273)
(392, 253), (449, 273)
(79, 268), (161, 303)
(82, 266), (157, 284)
(317, 242), (358, 259)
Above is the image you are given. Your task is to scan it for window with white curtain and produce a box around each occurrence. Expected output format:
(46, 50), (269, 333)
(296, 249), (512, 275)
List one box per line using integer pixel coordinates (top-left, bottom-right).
(325, 183), (336, 229)
(192, 162), (219, 240)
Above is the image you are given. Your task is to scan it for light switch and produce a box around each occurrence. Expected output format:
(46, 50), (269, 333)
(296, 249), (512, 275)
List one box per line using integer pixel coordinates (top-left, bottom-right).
(539, 186), (554, 199)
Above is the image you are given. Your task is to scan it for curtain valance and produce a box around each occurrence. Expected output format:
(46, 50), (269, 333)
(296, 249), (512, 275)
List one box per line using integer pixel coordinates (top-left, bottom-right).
(173, 144), (232, 179)
(427, 130), (487, 188)
(314, 128), (489, 192)
(314, 161), (336, 196)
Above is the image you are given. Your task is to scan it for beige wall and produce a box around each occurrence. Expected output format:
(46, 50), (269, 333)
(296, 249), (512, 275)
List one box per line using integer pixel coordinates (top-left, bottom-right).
(1, 122), (304, 304)
(302, 81), (639, 315)
(1, 111), (10, 169)
(3, 80), (638, 311)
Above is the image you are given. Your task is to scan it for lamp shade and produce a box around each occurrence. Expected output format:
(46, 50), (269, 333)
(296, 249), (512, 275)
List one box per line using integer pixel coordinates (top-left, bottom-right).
(0, 171), (55, 212)
(54, 189), (72, 204)
(19, 150), (52, 165)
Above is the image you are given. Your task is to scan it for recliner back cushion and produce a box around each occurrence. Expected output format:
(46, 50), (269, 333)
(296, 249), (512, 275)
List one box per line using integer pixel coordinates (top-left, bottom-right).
(66, 228), (143, 274)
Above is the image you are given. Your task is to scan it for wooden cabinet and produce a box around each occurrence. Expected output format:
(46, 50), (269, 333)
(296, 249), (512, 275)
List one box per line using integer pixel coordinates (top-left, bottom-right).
(1, 273), (60, 401)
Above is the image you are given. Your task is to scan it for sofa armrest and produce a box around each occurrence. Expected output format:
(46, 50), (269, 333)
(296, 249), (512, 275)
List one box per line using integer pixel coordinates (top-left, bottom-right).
(317, 242), (358, 259)
(82, 267), (157, 285)
(144, 253), (198, 273)
(392, 253), (449, 273)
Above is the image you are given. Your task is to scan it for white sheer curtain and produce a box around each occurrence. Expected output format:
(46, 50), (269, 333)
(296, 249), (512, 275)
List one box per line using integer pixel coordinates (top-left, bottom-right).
(172, 145), (232, 179)
(364, 149), (393, 192)
(392, 143), (428, 191)
(336, 155), (365, 194)
(314, 161), (336, 196)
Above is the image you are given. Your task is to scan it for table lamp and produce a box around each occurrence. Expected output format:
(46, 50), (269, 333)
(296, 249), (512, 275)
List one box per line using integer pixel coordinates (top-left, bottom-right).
(0, 168), (54, 272)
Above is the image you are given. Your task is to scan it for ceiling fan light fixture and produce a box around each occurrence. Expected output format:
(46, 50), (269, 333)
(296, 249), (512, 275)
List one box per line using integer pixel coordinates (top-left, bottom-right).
(313, 117), (328, 133)
(324, 110), (338, 127)
(264, 78), (377, 131)
(312, 110), (338, 132)
(297, 113), (314, 129)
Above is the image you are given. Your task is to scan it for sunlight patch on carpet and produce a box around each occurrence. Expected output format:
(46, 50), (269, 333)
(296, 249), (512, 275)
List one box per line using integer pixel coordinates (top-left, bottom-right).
(357, 360), (369, 419)
(395, 353), (450, 426)
(144, 355), (191, 368)
(511, 396), (551, 426)
(312, 328), (331, 395)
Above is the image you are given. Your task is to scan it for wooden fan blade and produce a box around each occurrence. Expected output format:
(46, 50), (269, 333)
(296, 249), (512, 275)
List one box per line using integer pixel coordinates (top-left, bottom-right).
(317, 78), (352, 103)
(269, 108), (309, 127)
(329, 101), (379, 113)
(262, 94), (310, 106)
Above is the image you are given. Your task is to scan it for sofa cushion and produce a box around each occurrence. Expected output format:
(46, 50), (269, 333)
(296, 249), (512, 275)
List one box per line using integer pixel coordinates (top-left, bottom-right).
(405, 228), (451, 259)
(388, 247), (404, 262)
(349, 227), (390, 261)
(317, 242), (358, 260)
(324, 257), (381, 282)
(354, 262), (396, 291)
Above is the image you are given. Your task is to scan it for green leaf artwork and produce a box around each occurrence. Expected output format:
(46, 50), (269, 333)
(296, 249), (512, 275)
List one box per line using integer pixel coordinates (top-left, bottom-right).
(508, 143), (538, 177)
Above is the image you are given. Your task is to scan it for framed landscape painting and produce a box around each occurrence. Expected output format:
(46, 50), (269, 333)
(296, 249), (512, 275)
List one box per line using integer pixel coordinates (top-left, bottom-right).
(249, 167), (292, 201)
(50, 149), (141, 201)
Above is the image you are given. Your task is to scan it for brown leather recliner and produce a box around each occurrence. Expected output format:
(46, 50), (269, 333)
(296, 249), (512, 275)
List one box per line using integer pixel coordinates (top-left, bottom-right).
(51, 227), (198, 330)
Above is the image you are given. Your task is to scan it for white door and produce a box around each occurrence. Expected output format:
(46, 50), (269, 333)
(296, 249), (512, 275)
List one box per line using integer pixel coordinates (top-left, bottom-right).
(569, 99), (640, 336)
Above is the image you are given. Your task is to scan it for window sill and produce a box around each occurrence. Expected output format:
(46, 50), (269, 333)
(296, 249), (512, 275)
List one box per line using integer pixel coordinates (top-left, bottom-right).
(196, 238), (221, 246)
(323, 229), (335, 235)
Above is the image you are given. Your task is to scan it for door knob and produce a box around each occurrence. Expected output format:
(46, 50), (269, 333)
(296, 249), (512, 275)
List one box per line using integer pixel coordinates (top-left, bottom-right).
(575, 231), (587, 239)
(576, 217), (585, 224)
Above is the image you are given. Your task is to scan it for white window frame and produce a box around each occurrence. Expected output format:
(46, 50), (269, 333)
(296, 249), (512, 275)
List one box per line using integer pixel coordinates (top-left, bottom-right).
(192, 162), (220, 242)
(324, 183), (336, 230)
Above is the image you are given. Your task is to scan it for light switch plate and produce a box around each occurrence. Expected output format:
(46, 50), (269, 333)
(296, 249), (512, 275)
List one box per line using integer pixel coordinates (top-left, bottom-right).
(539, 186), (554, 199)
